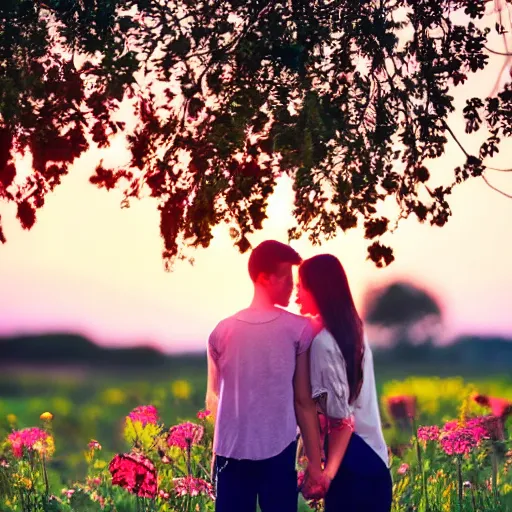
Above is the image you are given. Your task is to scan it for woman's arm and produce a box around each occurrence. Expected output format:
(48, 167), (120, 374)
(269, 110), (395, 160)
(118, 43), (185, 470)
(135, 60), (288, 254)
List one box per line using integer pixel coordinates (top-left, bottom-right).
(293, 350), (323, 475)
(323, 419), (353, 480)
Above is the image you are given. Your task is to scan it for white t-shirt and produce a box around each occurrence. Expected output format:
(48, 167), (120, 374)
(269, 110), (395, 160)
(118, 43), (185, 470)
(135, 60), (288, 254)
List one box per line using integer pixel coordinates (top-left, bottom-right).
(310, 328), (389, 467)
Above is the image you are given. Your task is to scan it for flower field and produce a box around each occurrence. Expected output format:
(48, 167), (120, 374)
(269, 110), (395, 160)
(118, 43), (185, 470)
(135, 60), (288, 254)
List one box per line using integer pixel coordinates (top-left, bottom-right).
(0, 371), (511, 511)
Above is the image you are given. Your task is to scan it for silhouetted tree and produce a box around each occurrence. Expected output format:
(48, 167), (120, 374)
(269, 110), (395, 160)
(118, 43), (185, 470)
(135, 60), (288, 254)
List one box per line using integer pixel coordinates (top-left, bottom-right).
(364, 281), (442, 346)
(1, 1), (511, 268)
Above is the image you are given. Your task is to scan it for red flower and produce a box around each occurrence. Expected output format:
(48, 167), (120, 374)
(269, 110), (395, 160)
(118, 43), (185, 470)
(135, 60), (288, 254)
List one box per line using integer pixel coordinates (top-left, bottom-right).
(385, 395), (417, 421)
(167, 422), (204, 450)
(473, 394), (512, 419)
(109, 453), (157, 498)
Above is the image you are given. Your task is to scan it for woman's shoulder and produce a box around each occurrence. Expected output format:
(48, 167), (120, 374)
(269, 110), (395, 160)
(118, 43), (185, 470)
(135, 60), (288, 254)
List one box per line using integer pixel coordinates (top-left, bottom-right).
(312, 329), (344, 360)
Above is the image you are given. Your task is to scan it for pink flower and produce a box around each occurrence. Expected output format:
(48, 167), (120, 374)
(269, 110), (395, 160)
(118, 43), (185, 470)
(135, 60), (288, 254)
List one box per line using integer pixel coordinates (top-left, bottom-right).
(109, 452), (158, 498)
(7, 428), (53, 458)
(438, 419), (488, 456)
(87, 476), (102, 487)
(443, 420), (459, 432)
(197, 409), (211, 420)
(61, 489), (75, 499)
(167, 422), (204, 450)
(397, 463), (409, 475)
(158, 489), (170, 499)
(127, 405), (159, 426)
(467, 416), (503, 441)
(297, 470), (305, 488)
(417, 425), (440, 442)
(88, 439), (102, 451)
(172, 476), (214, 500)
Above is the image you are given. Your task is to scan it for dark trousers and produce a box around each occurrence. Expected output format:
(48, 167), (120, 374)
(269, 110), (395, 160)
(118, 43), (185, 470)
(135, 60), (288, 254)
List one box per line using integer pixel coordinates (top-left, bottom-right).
(214, 441), (298, 512)
(325, 433), (392, 512)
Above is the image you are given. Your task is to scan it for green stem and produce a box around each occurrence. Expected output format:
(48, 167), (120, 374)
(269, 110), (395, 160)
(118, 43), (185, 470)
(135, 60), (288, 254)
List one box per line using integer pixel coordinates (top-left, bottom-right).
(412, 415), (429, 512)
(186, 440), (192, 476)
(491, 444), (498, 501)
(41, 454), (49, 497)
(457, 456), (463, 512)
(470, 484), (477, 512)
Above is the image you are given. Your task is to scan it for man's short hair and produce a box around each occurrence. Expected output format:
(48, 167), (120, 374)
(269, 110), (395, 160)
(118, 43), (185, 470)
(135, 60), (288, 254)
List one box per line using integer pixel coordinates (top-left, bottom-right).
(248, 240), (301, 282)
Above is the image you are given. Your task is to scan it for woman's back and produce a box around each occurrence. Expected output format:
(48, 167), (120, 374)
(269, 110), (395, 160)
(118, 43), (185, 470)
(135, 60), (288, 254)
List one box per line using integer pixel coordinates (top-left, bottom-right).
(353, 340), (389, 466)
(311, 329), (388, 466)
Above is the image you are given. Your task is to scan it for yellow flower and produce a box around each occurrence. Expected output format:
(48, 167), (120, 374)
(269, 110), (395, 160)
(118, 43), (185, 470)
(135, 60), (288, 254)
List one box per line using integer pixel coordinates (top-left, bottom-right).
(40, 411), (53, 421)
(6, 414), (17, 425)
(52, 397), (72, 416)
(171, 380), (192, 400)
(20, 477), (33, 490)
(34, 435), (55, 458)
(100, 388), (126, 405)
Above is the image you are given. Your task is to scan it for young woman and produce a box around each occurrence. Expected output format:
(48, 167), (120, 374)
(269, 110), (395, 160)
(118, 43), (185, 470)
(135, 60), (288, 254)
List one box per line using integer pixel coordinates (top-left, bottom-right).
(297, 254), (392, 512)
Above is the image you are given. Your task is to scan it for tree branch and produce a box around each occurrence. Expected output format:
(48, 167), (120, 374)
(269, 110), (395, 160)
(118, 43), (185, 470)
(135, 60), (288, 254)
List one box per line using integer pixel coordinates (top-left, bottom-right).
(485, 45), (512, 56)
(482, 174), (512, 199)
(443, 121), (512, 172)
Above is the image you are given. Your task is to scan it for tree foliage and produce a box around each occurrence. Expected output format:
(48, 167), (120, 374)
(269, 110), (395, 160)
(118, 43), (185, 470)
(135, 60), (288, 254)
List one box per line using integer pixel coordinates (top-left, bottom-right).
(364, 280), (442, 345)
(1, 0), (511, 267)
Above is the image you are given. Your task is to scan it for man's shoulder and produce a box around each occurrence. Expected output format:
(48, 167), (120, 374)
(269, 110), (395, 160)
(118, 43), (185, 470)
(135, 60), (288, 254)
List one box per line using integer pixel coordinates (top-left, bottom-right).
(211, 312), (239, 332)
(279, 309), (311, 326)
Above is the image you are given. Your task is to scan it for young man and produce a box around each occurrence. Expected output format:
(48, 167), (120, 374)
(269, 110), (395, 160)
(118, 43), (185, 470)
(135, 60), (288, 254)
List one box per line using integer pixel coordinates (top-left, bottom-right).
(206, 240), (324, 512)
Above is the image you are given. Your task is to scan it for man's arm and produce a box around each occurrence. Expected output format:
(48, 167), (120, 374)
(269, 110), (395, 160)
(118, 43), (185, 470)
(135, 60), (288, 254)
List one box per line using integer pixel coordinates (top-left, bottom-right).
(293, 349), (323, 474)
(205, 346), (220, 421)
(205, 346), (220, 480)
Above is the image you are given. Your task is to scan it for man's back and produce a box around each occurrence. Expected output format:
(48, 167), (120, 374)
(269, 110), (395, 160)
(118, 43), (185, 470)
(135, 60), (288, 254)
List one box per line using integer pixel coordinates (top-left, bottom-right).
(209, 307), (312, 460)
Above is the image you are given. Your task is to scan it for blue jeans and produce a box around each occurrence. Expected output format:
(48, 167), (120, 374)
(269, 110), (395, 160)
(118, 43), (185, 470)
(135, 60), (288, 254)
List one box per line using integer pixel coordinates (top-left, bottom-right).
(214, 440), (298, 512)
(325, 433), (392, 512)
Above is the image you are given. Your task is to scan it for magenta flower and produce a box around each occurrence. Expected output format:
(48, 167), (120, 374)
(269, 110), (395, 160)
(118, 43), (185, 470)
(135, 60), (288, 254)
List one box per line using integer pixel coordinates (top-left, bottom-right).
(467, 415), (504, 441)
(197, 409), (211, 420)
(438, 418), (488, 456)
(167, 422), (204, 450)
(172, 476), (214, 500)
(443, 420), (459, 432)
(127, 405), (159, 426)
(417, 425), (440, 442)
(7, 427), (53, 458)
(109, 452), (158, 498)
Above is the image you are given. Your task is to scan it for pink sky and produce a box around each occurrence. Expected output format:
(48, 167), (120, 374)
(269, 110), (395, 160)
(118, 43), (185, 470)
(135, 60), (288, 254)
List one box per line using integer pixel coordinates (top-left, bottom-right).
(0, 19), (511, 353)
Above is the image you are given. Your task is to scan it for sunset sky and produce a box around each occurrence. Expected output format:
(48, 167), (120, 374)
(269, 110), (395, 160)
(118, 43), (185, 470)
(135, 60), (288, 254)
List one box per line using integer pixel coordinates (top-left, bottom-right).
(0, 12), (511, 353)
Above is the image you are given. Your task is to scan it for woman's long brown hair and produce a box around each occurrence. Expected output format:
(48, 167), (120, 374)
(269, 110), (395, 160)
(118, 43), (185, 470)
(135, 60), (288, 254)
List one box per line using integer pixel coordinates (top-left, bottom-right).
(299, 254), (364, 404)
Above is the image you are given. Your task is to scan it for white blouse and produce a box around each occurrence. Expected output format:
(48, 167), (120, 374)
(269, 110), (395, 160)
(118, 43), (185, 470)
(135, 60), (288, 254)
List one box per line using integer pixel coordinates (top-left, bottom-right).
(310, 328), (389, 467)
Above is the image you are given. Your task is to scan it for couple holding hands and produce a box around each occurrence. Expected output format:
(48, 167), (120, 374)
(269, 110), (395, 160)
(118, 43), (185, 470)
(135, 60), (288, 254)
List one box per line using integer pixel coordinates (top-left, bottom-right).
(206, 240), (392, 512)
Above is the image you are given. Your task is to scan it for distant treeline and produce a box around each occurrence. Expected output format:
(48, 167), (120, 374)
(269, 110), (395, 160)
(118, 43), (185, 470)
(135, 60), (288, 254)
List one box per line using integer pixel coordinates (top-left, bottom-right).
(1, 333), (511, 375)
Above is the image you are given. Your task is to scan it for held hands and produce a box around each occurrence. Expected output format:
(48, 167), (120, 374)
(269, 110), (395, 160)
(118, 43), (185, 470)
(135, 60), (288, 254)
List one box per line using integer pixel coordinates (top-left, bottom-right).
(298, 465), (332, 501)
